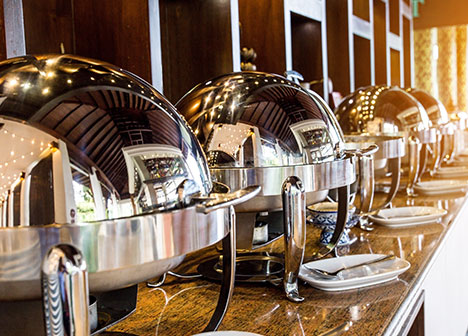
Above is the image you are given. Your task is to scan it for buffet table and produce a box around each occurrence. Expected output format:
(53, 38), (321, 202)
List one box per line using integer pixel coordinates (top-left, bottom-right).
(108, 182), (468, 336)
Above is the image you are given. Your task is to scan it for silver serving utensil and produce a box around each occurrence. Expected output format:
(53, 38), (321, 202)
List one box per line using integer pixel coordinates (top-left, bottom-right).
(304, 254), (396, 279)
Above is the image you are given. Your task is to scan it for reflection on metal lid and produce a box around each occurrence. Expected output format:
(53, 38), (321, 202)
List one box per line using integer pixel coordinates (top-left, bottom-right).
(335, 86), (431, 136)
(176, 71), (344, 168)
(0, 54), (211, 227)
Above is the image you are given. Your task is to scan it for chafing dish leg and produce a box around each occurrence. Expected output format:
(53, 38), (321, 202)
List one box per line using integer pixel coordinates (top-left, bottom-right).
(407, 136), (421, 196)
(282, 176), (305, 303)
(429, 132), (442, 175)
(42, 244), (89, 336)
(307, 185), (350, 260)
(203, 205), (236, 331)
(356, 148), (376, 231)
(372, 157), (401, 211)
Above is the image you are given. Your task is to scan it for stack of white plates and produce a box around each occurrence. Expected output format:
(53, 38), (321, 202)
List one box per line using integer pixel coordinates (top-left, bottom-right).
(299, 254), (410, 291)
(369, 206), (447, 227)
(414, 180), (468, 195)
(435, 166), (468, 178)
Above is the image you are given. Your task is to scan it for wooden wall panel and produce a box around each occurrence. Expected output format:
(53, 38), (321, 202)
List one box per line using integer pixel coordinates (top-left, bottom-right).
(389, 0), (400, 36)
(390, 48), (401, 85)
(0, 0), (7, 60)
(374, 0), (387, 85)
(354, 35), (371, 89)
(22, 0), (74, 54)
(415, 0), (468, 29)
(291, 13), (322, 85)
(353, 0), (370, 22)
(403, 17), (412, 87)
(160, 0), (234, 102)
(73, 0), (152, 83)
(239, 0), (285, 75)
(326, 0), (350, 95)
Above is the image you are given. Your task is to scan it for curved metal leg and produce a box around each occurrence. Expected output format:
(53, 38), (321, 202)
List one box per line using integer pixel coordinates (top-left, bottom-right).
(203, 205), (236, 331)
(282, 176), (306, 303)
(42, 244), (89, 336)
(373, 157), (401, 211)
(146, 273), (167, 288)
(429, 133), (441, 175)
(356, 152), (375, 231)
(406, 136), (421, 196)
(308, 185), (350, 261)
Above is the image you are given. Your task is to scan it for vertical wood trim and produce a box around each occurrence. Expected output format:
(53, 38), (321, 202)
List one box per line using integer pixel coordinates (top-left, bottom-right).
(399, 0), (404, 87)
(386, 0), (391, 85)
(0, 0), (7, 60)
(409, 5), (414, 87)
(230, 0), (240, 71)
(370, 0), (375, 85)
(148, 0), (163, 91)
(284, 0), (292, 71)
(348, 0), (355, 91)
(3, 0), (25, 58)
(321, 0), (329, 102)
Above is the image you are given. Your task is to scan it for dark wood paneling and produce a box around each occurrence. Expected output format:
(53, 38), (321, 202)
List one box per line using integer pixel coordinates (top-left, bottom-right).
(73, 0), (152, 83)
(353, 0), (370, 21)
(354, 35), (371, 89)
(414, 0), (468, 29)
(374, 0), (387, 85)
(408, 302), (425, 336)
(389, 0), (400, 35)
(390, 48), (400, 86)
(239, 0), (285, 75)
(22, 0), (74, 54)
(160, 0), (234, 102)
(326, 0), (350, 95)
(0, 0), (7, 60)
(291, 13), (323, 95)
(403, 17), (412, 87)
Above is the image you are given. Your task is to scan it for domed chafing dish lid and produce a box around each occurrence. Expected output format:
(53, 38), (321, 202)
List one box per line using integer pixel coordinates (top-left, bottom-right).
(0, 55), (263, 301)
(0, 54), (212, 226)
(335, 86), (435, 143)
(407, 88), (454, 135)
(175, 71), (345, 168)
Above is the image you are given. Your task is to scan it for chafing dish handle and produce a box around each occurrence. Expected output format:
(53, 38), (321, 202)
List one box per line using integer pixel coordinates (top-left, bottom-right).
(196, 186), (261, 214)
(42, 244), (89, 336)
(203, 205), (236, 331)
(282, 176), (306, 303)
(355, 145), (379, 215)
(307, 185), (350, 261)
(429, 131), (442, 176)
(370, 156), (401, 211)
(407, 136), (421, 196)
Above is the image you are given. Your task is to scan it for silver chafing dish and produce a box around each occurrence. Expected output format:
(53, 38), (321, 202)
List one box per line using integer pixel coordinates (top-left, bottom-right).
(450, 111), (468, 157)
(0, 55), (259, 335)
(335, 86), (436, 196)
(407, 88), (455, 169)
(176, 71), (358, 302)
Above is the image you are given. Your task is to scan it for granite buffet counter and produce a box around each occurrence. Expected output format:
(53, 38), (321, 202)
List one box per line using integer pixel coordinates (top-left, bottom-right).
(108, 185), (468, 336)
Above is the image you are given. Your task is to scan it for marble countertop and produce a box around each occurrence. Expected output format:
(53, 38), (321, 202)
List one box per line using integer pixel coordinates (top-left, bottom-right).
(108, 186), (467, 336)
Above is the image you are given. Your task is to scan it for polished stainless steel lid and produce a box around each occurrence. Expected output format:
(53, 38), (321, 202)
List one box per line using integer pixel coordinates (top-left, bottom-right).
(176, 71), (345, 168)
(406, 88), (450, 126)
(335, 86), (432, 138)
(0, 54), (212, 227)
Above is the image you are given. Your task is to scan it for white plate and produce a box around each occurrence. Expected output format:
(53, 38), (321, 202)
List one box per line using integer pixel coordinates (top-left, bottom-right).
(414, 180), (468, 195)
(193, 332), (263, 336)
(435, 166), (468, 178)
(369, 206), (447, 227)
(299, 254), (410, 291)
